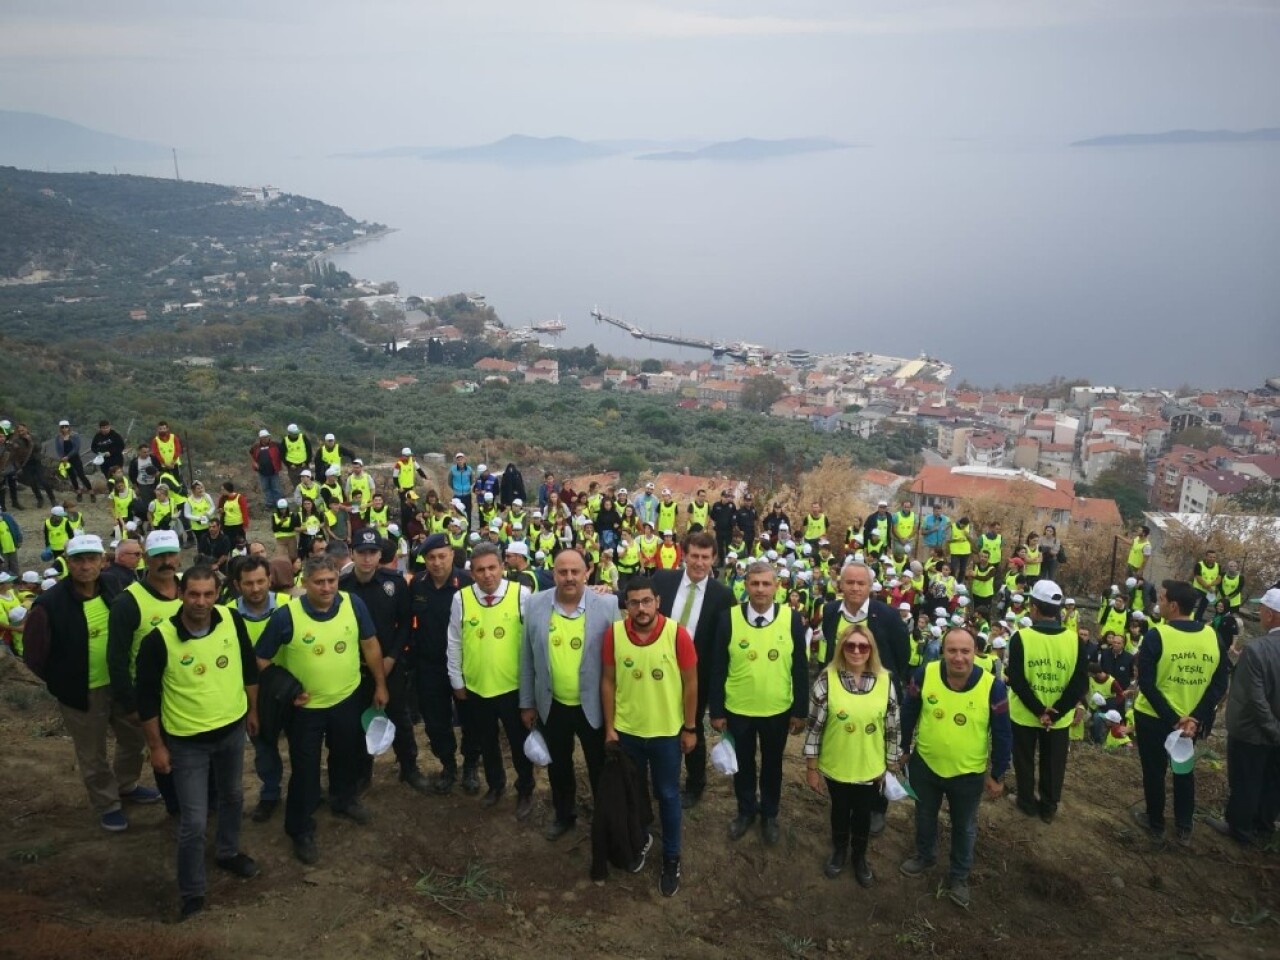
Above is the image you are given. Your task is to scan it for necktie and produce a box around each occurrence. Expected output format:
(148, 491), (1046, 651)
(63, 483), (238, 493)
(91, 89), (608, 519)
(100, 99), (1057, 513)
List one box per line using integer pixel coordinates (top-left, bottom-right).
(485, 594), (496, 606)
(755, 615), (765, 627)
(678, 582), (698, 628)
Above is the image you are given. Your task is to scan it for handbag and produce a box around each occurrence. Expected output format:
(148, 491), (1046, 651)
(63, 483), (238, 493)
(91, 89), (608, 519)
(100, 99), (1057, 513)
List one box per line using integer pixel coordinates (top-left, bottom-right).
(1056, 545), (1067, 564)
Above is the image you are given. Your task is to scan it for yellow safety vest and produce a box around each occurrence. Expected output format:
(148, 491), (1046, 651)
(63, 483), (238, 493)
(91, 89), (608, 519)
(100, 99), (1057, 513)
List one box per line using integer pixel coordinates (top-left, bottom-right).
(283, 434), (309, 465)
(689, 502), (710, 529)
(186, 496), (213, 531)
(124, 581), (182, 680)
(548, 611), (586, 706)
(1127, 538), (1148, 570)
(971, 565), (996, 598)
(154, 434), (178, 467)
(366, 505), (390, 536)
(724, 605), (794, 717)
(818, 667), (890, 784)
(157, 613), (247, 737)
(459, 586), (523, 697)
(892, 511), (916, 541)
(347, 472), (372, 504)
(1008, 626), (1077, 729)
(44, 516), (71, 551)
(948, 525), (972, 556)
(318, 444), (341, 470)
(1221, 574), (1241, 608)
(803, 514), (828, 541)
(396, 459), (416, 491)
(281, 595), (361, 709)
(1135, 622), (1219, 720)
(979, 533), (1002, 565)
(272, 511), (297, 537)
(915, 661), (993, 778)
(657, 502), (678, 532)
(222, 497), (244, 528)
(658, 544), (680, 569)
(612, 618), (683, 739)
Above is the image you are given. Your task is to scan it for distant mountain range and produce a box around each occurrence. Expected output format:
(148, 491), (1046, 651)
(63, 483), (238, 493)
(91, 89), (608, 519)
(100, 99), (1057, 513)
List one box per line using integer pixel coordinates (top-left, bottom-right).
(336, 134), (849, 164)
(1072, 127), (1280, 147)
(0, 110), (170, 170)
(637, 137), (849, 161)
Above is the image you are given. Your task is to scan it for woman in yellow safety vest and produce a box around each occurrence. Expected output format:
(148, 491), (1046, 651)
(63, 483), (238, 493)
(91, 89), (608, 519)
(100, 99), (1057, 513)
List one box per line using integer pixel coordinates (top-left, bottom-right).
(296, 497), (330, 556)
(805, 622), (900, 886)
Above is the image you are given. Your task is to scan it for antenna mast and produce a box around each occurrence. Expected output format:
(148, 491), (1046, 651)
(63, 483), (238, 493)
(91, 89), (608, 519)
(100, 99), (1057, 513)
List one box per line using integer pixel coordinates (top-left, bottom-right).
(172, 148), (181, 181)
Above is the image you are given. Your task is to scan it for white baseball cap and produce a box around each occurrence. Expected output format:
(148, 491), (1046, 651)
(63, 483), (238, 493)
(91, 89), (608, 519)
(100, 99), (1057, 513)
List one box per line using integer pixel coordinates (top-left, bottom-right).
(324, 433), (335, 441)
(513, 498), (523, 507)
(51, 506), (66, 517)
(41, 578), (59, 591)
(145, 530), (181, 555)
(401, 447), (412, 456)
(898, 602), (911, 611)
(300, 469), (312, 477)
(276, 498), (289, 509)
(1258, 588), (1280, 614)
(477, 463), (487, 473)
(66, 534), (105, 556)
(287, 423), (300, 433)
(58, 419), (70, 427)
(325, 466), (341, 477)
(1029, 580), (1064, 605)
(1103, 709), (1123, 724)
(455, 452), (466, 459)
(258, 428), (270, 438)
(21, 571), (40, 584)
(506, 542), (529, 557)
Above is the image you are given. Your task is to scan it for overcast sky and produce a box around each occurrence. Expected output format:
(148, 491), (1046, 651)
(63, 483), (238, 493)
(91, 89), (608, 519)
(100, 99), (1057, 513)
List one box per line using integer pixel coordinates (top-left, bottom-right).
(3, 0), (1279, 154)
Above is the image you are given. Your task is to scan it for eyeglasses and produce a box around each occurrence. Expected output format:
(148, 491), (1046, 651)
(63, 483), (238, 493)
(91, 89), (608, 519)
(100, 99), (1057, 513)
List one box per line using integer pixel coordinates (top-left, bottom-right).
(843, 642), (871, 653)
(625, 597), (656, 608)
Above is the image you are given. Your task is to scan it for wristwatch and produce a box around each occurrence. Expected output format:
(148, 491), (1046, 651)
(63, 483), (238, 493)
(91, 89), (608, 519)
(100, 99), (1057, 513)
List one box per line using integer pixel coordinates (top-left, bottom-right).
(682, 725), (697, 734)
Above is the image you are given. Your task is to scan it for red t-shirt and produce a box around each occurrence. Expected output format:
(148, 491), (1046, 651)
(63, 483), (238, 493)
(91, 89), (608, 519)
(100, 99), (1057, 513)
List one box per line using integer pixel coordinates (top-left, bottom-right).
(602, 614), (697, 669)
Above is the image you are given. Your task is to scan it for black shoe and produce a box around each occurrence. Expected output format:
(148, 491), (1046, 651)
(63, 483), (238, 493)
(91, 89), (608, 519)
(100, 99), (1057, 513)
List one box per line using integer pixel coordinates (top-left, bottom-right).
(868, 811), (885, 836)
(179, 896), (205, 920)
(481, 786), (505, 808)
(293, 835), (319, 865)
(629, 833), (653, 874)
(761, 817), (780, 846)
(1175, 826), (1193, 848)
(659, 857), (681, 897)
(356, 776), (372, 796)
(400, 767), (432, 795)
(823, 847), (847, 879)
(681, 789), (703, 810)
(544, 819), (575, 841)
(1040, 805), (1057, 825)
(1016, 798), (1038, 818)
(250, 797), (278, 823)
(215, 853), (259, 879)
(515, 794), (534, 821)
(852, 856), (874, 888)
(461, 766), (482, 796)
(333, 801), (371, 825)
(1131, 808), (1164, 839)
(432, 768), (457, 795)
(728, 813), (756, 841)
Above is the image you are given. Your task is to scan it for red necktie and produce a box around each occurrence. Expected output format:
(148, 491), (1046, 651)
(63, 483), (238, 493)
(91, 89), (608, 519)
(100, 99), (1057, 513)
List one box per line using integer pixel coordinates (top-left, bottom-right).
(485, 595), (496, 606)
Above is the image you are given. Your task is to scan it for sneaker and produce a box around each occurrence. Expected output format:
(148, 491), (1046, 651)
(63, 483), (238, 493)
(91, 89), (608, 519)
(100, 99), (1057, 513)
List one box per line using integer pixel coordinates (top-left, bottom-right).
(899, 856), (935, 878)
(293, 835), (319, 865)
(250, 797), (278, 823)
(629, 832), (653, 874)
(333, 801), (371, 825)
(461, 766), (482, 796)
(659, 857), (681, 897)
(823, 847), (847, 880)
(120, 784), (162, 805)
(179, 896), (205, 921)
(215, 853), (260, 879)
(946, 878), (971, 908)
(100, 809), (129, 832)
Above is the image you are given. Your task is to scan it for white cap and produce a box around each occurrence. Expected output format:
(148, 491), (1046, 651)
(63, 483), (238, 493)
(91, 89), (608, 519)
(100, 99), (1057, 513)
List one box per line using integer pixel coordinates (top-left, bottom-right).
(145, 530), (181, 555)
(324, 433), (336, 441)
(258, 428), (270, 438)
(58, 419), (70, 427)
(287, 423), (300, 433)
(531, 510), (543, 519)
(1131, 611), (1146, 622)
(483, 492), (494, 502)
(957, 596), (970, 607)
(42, 578), (59, 591)
(1259, 588), (1280, 614)
(1064, 598), (1076, 606)
(992, 637), (1008, 650)
(1029, 580), (1064, 605)
(736, 560), (747, 570)
(0, 420), (10, 429)
(898, 602), (911, 611)
(778, 522), (790, 530)
(645, 481), (654, 489)
(448, 516), (463, 528)
(325, 466), (341, 477)
(766, 549), (778, 561)
(802, 544), (813, 555)
(1125, 576), (1137, 588)
(66, 534), (105, 556)
(1103, 709), (1123, 724)
(300, 469), (312, 477)
(1110, 584), (1120, 595)
(125, 520), (138, 532)
(387, 523), (401, 536)
(726, 551), (738, 561)
(510, 523), (524, 531)
(51, 506), (66, 517)
(661, 528), (674, 537)
(455, 452), (466, 459)
(877, 499), (888, 507)
(469, 532), (482, 542)
(934, 607), (947, 617)
(1011, 593), (1024, 603)
(889, 578), (899, 587)
(1019, 616), (1033, 628)
(955, 584), (967, 594)
(950, 614), (964, 626)
(276, 498), (289, 509)
(617, 487), (628, 495)
(353, 458), (363, 465)
(401, 447), (412, 456)
(535, 550), (546, 561)
(661, 488), (671, 495)
(478, 464), (487, 473)
(21, 571), (40, 584)
(506, 541), (529, 557)
(7, 606), (26, 624)
(930, 625), (943, 638)
(513, 498), (523, 507)
(451, 498), (465, 511)
(871, 581), (882, 592)
(0, 571), (13, 584)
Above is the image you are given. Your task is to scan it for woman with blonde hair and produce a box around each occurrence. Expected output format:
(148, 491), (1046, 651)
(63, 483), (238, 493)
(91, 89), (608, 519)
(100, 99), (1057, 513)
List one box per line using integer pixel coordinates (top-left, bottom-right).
(804, 621), (900, 887)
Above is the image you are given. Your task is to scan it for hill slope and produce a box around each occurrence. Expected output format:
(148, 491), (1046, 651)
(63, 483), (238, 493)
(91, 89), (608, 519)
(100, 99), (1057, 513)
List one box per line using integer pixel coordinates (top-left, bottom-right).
(0, 110), (170, 170)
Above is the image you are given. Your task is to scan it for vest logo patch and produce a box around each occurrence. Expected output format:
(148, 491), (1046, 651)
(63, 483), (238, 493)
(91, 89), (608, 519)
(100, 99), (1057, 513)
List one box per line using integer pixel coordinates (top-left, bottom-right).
(953, 713), (968, 726)
(194, 664), (206, 675)
(632, 669), (643, 680)
(180, 654), (195, 666)
(334, 641), (347, 654)
(651, 668), (664, 681)
(302, 633), (315, 645)
(738, 640), (750, 649)
(933, 709), (945, 719)
(313, 644), (325, 655)
(767, 649), (780, 661)
(493, 627), (505, 639)
(475, 628), (486, 639)
(569, 636), (583, 650)
(622, 658), (635, 669)
(215, 655), (229, 669)
(864, 722), (877, 734)
(835, 710), (849, 721)
(150, 616), (162, 626)
(552, 636), (562, 647)
(926, 694), (939, 705)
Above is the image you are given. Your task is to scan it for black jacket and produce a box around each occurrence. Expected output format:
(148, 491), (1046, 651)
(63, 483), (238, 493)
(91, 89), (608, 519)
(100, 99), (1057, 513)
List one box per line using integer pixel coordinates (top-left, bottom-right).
(651, 569), (735, 684)
(499, 464), (526, 506)
(340, 568), (412, 660)
(256, 663), (304, 745)
(591, 746), (652, 880)
(821, 598), (911, 686)
(23, 577), (123, 711)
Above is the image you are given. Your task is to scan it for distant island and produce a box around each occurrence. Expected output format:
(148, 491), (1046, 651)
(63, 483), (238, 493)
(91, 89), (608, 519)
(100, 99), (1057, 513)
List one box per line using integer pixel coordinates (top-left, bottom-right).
(638, 137), (850, 161)
(1072, 127), (1280, 147)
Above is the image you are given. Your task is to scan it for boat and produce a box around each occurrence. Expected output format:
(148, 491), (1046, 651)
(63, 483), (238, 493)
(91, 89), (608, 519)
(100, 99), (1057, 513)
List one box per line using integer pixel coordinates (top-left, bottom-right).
(531, 318), (567, 334)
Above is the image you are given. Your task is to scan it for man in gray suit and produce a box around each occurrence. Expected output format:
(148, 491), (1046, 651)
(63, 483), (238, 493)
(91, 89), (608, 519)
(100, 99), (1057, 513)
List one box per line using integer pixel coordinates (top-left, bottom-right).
(521, 548), (620, 841)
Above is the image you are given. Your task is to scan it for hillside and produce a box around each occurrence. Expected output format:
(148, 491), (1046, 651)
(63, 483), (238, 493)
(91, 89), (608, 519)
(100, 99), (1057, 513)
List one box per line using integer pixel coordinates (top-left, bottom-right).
(0, 110), (170, 170)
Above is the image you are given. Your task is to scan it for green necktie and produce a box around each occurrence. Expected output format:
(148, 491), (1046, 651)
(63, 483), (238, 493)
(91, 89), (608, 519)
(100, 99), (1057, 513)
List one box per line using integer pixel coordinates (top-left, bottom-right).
(679, 582), (698, 628)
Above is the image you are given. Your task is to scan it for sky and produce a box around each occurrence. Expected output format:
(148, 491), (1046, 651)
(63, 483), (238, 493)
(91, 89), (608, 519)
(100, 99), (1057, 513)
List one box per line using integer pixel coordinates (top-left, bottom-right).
(3, 0), (1279, 155)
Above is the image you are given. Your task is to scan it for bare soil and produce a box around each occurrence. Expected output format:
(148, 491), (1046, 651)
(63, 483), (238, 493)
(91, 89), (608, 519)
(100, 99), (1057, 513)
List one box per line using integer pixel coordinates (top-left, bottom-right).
(2, 646), (1278, 960)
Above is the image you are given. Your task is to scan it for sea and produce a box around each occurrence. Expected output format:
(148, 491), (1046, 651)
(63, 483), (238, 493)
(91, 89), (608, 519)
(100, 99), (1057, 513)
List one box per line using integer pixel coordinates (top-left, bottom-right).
(183, 140), (1279, 388)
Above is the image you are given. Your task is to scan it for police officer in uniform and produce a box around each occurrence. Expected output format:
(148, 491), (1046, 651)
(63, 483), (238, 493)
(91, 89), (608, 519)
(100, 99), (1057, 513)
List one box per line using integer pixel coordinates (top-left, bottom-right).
(135, 565), (260, 919)
(1005, 580), (1086, 823)
(709, 561), (808, 845)
(341, 528), (426, 792)
(254, 555), (388, 864)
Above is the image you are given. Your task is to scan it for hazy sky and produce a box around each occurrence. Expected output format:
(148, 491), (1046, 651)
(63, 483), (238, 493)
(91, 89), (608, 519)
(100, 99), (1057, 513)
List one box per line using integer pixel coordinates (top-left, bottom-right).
(3, 0), (1279, 155)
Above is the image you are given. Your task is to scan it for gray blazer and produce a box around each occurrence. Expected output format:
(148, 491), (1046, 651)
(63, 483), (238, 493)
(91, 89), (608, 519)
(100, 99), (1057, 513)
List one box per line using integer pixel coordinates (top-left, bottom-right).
(520, 589), (620, 728)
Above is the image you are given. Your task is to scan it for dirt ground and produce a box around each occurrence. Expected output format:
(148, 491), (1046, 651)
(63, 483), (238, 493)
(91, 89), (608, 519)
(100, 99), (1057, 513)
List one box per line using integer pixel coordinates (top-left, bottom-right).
(2, 645), (1278, 960)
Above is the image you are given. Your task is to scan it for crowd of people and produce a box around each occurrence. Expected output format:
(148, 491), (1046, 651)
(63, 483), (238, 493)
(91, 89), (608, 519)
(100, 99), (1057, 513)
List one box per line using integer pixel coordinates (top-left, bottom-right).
(2, 416), (1276, 923)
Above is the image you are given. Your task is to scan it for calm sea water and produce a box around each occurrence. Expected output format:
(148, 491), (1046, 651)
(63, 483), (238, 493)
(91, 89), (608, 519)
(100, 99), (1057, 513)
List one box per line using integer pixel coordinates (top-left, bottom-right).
(188, 141), (1279, 387)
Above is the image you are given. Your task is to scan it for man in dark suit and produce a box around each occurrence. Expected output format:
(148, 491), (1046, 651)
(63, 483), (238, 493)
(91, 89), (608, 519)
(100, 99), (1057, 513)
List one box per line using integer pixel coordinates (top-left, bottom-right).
(651, 530), (736, 808)
(820, 561), (911, 834)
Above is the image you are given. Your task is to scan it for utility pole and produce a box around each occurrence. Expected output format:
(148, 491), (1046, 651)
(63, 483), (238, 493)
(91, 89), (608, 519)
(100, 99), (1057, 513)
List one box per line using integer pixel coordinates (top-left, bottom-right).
(172, 148), (181, 181)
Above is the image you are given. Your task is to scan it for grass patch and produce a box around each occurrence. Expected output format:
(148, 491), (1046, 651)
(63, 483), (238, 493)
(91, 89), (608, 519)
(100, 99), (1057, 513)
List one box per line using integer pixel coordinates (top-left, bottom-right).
(776, 931), (815, 957)
(413, 862), (504, 917)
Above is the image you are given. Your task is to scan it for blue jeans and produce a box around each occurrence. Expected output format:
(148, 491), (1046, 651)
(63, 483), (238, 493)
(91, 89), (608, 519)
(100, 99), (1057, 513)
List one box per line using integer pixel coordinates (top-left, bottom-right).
(619, 732), (683, 859)
(167, 723), (246, 899)
(909, 752), (984, 883)
(258, 472), (285, 510)
(252, 731), (283, 803)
